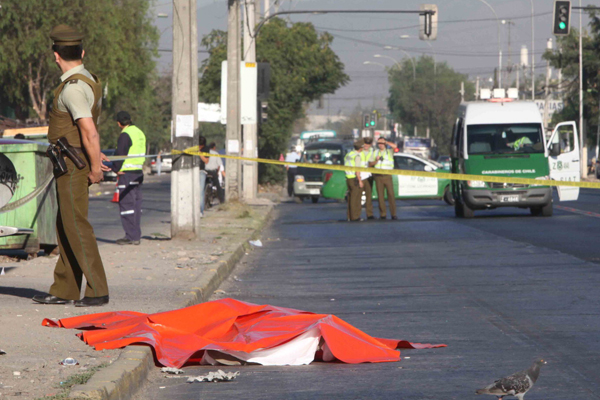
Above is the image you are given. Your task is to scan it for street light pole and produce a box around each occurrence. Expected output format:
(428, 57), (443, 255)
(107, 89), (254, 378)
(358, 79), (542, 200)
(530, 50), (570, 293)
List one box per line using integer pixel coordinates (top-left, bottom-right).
(383, 46), (416, 81)
(475, 0), (502, 88)
(530, 0), (535, 99)
(364, 61), (388, 69)
(579, 0), (585, 178)
(374, 54), (401, 70)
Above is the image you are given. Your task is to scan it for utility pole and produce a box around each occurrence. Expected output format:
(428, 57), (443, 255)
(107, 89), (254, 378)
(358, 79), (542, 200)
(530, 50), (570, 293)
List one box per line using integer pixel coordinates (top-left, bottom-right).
(226, 0), (241, 201)
(171, 0), (201, 238)
(543, 38), (553, 130)
(579, 0), (586, 178)
(475, 76), (480, 99)
(460, 81), (465, 103)
(263, 0), (270, 20)
(243, 0), (258, 200)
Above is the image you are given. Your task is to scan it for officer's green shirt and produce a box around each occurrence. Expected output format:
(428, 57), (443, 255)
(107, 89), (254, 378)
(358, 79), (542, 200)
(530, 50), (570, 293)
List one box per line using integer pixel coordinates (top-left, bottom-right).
(57, 64), (100, 121)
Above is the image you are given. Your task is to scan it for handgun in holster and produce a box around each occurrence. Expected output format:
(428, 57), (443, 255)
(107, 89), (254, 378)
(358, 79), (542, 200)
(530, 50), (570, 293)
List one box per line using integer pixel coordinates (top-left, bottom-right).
(46, 137), (87, 177)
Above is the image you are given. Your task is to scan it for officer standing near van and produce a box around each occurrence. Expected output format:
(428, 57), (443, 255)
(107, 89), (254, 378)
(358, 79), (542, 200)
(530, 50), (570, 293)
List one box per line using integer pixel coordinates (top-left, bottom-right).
(112, 111), (146, 245)
(361, 137), (375, 219)
(345, 139), (364, 221)
(370, 138), (398, 220)
(33, 25), (110, 307)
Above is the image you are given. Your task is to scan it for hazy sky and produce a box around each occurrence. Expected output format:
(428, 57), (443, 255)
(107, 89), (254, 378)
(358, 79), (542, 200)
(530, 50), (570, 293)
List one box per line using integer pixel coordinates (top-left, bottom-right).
(153, 0), (592, 116)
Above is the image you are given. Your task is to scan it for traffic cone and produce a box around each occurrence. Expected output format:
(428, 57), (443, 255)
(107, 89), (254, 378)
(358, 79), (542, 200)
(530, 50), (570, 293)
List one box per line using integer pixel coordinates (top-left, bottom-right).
(111, 182), (119, 203)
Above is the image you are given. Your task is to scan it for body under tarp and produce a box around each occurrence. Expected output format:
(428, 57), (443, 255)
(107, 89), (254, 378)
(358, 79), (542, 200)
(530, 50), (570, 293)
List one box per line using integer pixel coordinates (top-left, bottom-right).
(43, 298), (445, 368)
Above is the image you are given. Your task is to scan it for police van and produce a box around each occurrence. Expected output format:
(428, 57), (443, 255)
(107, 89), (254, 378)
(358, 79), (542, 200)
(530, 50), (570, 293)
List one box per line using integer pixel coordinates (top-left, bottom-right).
(450, 89), (580, 218)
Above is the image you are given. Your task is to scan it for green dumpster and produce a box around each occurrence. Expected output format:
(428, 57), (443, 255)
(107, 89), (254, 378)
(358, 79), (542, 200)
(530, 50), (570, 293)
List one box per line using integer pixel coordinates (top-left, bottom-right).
(0, 142), (57, 254)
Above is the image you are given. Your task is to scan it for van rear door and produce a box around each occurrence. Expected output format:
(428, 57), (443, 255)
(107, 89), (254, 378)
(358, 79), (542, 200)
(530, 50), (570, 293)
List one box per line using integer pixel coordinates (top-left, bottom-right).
(547, 121), (580, 201)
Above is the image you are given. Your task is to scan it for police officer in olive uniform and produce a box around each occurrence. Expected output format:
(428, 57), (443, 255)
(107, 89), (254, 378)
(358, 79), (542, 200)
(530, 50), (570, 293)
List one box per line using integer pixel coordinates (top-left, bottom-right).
(370, 138), (398, 220)
(33, 25), (111, 307)
(361, 137), (375, 219)
(344, 139), (364, 221)
(112, 111), (146, 245)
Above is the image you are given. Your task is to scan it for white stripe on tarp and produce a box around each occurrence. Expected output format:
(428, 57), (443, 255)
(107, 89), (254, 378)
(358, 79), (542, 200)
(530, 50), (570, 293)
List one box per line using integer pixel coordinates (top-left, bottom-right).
(120, 210), (135, 215)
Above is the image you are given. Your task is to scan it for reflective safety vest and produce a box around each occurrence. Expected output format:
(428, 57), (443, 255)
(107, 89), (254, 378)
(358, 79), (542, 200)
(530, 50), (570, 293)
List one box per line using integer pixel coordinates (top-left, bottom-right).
(121, 125), (147, 171)
(360, 148), (373, 179)
(512, 136), (531, 150)
(344, 150), (359, 178)
(374, 149), (394, 170)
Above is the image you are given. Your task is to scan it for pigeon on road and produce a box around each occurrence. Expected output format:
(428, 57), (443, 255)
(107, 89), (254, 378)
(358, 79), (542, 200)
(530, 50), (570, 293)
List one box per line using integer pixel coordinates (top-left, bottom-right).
(476, 359), (546, 400)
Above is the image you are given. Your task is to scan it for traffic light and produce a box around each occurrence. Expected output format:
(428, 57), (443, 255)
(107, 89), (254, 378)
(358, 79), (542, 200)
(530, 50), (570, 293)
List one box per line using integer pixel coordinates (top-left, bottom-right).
(553, 1), (571, 36)
(419, 4), (438, 41)
(260, 101), (268, 124)
(363, 114), (371, 128)
(371, 112), (378, 127)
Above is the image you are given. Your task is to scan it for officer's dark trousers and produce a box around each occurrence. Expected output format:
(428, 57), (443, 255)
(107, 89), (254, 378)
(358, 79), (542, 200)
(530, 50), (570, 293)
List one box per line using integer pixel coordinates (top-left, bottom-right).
(287, 168), (297, 197)
(346, 177), (362, 221)
(118, 171), (143, 241)
(362, 176), (374, 218)
(50, 158), (108, 300)
(374, 174), (397, 218)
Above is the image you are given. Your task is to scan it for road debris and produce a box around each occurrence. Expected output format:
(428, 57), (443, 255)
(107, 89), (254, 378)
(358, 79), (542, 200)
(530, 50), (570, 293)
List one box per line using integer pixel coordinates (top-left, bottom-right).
(0, 349), (6, 355)
(161, 367), (185, 375)
(59, 357), (79, 366)
(186, 370), (239, 383)
(248, 239), (263, 247)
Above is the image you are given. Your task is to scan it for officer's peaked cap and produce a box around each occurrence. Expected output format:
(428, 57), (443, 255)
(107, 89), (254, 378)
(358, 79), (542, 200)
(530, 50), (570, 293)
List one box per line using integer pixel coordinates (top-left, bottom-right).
(50, 25), (84, 46)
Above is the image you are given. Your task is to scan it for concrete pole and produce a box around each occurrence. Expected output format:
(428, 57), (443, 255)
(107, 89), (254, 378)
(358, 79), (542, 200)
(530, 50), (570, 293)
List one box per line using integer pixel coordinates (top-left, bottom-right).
(243, 0), (258, 200)
(543, 38), (552, 129)
(171, 0), (201, 239)
(264, 0), (270, 20)
(226, 0), (241, 200)
(475, 76), (480, 100)
(578, 0), (586, 177)
(530, 0), (535, 100)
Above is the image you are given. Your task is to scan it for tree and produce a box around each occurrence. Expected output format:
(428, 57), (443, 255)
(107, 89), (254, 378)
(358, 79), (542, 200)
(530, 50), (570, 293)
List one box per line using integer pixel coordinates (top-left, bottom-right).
(0, 0), (168, 150)
(198, 18), (349, 183)
(387, 56), (474, 154)
(543, 9), (600, 146)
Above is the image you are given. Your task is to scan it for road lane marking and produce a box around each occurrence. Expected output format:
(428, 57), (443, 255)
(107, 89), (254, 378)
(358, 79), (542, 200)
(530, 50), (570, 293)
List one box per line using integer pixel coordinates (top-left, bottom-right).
(556, 205), (600, 219)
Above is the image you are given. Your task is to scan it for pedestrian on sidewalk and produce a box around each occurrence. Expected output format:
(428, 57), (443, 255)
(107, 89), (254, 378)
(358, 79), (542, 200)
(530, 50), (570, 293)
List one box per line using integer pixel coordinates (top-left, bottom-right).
(285, 146), (301, 197)
(370, 138), (398, 220)
(345, 139), (364, 221)
(112, 111), (146, 245)
(156, 150), (162, 176)
(198, 136), (210, 215)
(206, 142), (225, 203)
(33, 25), (111, 307)
(361, 137), (375, 220)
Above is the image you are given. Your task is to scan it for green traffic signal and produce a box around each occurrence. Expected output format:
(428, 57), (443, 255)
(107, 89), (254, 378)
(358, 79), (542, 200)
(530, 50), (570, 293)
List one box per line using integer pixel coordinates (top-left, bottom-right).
(559, 21), (566, 29)
(370, 121), (375, 126)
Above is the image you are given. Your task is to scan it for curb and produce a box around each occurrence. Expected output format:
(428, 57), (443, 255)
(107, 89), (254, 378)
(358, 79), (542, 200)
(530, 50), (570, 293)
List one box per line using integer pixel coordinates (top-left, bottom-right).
(68, 205), (274, 400)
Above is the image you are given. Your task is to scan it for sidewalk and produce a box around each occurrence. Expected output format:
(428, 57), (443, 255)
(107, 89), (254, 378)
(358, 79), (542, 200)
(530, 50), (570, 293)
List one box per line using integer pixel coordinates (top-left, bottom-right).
(0, 195), (274, 399)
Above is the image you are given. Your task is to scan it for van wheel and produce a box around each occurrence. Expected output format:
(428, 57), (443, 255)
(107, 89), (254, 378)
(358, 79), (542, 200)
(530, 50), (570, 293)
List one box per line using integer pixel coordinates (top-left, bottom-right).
(443, 187), (455, 206)
(541, 202), (553, 217)
(312, 196), (319, 204)
(462, 201), (475, 218)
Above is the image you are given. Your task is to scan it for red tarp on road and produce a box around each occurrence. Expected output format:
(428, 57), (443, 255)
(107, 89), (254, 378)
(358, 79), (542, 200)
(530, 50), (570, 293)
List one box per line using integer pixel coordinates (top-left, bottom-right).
(43, 298), (445, 368)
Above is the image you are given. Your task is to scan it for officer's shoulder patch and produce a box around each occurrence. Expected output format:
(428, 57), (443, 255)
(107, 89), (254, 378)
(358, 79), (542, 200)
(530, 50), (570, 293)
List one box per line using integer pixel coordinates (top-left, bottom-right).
(69, 79), (79, 84)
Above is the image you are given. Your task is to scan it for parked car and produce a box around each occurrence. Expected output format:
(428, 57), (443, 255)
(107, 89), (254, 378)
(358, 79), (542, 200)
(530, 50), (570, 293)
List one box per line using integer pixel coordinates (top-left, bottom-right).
(321, 152), (454, 205)
(151, 155), (173, 174)
(294, 140), (353, 203)
(437, 155), (451, 170)
(101, 149), (117, 181)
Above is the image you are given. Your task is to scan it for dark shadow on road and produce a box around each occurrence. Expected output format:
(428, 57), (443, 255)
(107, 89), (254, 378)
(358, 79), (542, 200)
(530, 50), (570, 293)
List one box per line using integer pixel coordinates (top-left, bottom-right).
(0, 286), (48, 300)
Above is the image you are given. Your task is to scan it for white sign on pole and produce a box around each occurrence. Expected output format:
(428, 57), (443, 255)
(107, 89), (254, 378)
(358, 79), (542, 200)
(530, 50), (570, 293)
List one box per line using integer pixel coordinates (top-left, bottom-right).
(220, 61), (258, 125)
(198, 103), (221, 123)
(240, 62), (258, 124)
(175, 114), (194, 138)
(227, 139), (240, 154)
(220, 61), (228, 125)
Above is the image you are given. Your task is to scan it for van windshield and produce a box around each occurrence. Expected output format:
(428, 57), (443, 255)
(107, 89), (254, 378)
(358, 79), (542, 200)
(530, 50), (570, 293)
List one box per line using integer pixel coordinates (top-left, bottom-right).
(467, 123), (544, 155)
(302, 148), (343, 165)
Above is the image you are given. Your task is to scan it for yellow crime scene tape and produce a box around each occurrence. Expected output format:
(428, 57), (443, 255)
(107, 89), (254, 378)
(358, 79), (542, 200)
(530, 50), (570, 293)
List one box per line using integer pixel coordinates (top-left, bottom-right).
(109, 148), (600, 190)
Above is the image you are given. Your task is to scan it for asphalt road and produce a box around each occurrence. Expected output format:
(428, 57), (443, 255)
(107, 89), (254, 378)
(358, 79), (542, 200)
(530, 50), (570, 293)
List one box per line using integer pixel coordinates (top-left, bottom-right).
(133, 190), (600, 400)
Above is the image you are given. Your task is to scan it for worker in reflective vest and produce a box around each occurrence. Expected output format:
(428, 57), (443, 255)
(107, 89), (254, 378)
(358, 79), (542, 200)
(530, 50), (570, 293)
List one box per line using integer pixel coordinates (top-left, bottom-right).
(344, 139), (364, 221)
(112, 111), (146, 245)
(360, 137), (375, 219)
(370, 138), (397, 220)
